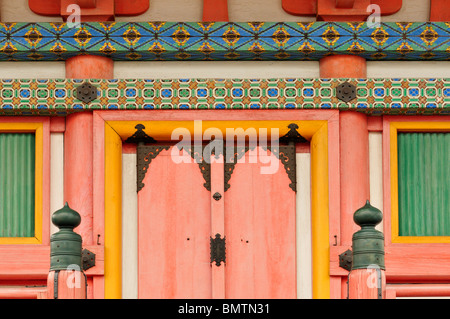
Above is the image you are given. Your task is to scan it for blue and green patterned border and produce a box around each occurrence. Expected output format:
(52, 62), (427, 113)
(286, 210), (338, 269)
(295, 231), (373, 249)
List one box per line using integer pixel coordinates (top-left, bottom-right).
(1, 78), (449, 115)
(1, 21), (450, 61)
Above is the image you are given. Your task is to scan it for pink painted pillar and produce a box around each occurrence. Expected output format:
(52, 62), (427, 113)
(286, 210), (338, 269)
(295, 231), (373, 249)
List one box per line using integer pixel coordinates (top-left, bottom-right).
(47, 271), (87, 299)
(321, 55), (369, 299)
(320, 55), (369, 246)
(348, 269), (386, 299)
(320, 55), (367, 79)
(338, 112), (369, 244)
(66, 55), (114, 79)
(65, 55), (113, 244)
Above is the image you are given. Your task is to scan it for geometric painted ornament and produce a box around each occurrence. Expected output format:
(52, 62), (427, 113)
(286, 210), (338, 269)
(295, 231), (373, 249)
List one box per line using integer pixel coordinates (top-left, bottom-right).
(1, 21), (450, 61)
(0, 78), (449, 115)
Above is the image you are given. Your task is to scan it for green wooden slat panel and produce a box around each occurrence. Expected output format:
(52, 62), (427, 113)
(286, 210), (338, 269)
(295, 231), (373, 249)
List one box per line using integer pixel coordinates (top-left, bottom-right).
(398, 132), (450, 236)
(0, 133), (35, 237)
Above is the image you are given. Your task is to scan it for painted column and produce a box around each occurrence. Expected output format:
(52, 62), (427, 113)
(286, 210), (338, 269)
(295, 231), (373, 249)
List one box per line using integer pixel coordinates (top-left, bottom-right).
(320, 55), (367, 79)
(47, 203), (87, 299)
(320, 55), (369, 246)
(320, 54), (369, 299)
(65, 55), (113, 245)
(348, 201), (386, 299)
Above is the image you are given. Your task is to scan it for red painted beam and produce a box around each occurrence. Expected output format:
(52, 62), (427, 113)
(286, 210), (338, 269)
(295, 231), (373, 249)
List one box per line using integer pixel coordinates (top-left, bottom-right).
(28, 0), (61, 16)
(371, 0), (402, 15)
(61, 0), (114, 21)
(335, 0), (355, 9)
(77, 0), (97, 8)
(282, 0), (402, 16)
(114, 0), (150, 16)
(28, 0), (149, 18)
(282, 0), (316, 16)
(430, 0), (450, 21)
(203, 0), (229, 21)
(318, 0), (370, 21)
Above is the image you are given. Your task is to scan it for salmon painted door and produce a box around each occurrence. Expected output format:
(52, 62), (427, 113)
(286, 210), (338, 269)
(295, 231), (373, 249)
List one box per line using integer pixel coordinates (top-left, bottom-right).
(137, 143), (297, 299)
(224, 146), (296, 298)
(138, 145), (212, 298)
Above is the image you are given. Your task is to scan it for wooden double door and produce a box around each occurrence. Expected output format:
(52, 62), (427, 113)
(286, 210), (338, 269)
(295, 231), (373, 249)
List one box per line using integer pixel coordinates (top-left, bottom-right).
(136, 142), (297, 299)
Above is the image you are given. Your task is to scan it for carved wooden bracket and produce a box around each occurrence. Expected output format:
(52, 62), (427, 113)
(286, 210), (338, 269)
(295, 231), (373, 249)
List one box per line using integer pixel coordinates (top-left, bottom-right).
(282, 0), (402, 20)
(28, 0), (149, 21)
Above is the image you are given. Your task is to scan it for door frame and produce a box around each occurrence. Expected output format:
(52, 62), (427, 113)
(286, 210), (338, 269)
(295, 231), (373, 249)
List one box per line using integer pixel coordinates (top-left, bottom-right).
(93, 109), (340, 299)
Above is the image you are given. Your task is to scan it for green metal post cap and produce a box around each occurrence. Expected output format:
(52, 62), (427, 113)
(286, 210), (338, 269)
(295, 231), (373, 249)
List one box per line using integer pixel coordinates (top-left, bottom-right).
(50, 202), (83, 271)
(353, 200), (383, 227)
(52, 202), (81, 229)
(351, 200), (385, 270)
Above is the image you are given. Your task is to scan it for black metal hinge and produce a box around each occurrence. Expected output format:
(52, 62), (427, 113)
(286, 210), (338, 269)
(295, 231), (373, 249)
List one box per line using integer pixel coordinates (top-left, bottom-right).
(210, 233), (226, 267)
(339, 249), (353, 271)
(82, 248), (96, 271)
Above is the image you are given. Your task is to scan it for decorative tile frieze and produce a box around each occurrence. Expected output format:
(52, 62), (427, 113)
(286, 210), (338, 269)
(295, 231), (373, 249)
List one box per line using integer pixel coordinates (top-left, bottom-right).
(0, 22), (450, 61)
(0, 78), (449, 115)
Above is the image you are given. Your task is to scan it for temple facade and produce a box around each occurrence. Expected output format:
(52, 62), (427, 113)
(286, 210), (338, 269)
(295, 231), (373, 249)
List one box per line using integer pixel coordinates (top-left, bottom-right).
(0, 0), (449, 299)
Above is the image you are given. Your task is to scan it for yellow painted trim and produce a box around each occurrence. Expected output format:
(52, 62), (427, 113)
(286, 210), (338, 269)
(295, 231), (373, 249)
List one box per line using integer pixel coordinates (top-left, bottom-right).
(104, 123), (123, 299)
(107, 120), (325, 141)
(310, 123), (329, 299)
(0, 123), (43, 245)
(104, 119), (330, 299)
(390, 121), (450, 244)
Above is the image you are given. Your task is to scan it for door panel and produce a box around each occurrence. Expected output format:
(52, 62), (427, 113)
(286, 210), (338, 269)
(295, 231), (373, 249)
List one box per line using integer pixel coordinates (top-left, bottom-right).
(224, 147), (297, 299)
(138, 146), (212, 298)
(137, 144), (297, 299)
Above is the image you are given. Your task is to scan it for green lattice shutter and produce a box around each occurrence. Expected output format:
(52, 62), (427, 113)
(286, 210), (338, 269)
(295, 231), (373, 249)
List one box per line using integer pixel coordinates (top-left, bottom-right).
(0, 133), (35, 238)
(398, 132), (450, 236)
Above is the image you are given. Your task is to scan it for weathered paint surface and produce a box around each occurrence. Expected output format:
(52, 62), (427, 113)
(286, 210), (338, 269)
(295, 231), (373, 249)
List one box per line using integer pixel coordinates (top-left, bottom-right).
(137, 145), (296, 298)
(138, 147), (212, 298)
(224, 148), (297, 298)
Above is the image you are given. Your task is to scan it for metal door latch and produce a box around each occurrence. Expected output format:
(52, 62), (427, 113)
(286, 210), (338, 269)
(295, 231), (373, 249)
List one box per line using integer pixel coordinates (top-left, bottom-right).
(210, 233), (226, 266)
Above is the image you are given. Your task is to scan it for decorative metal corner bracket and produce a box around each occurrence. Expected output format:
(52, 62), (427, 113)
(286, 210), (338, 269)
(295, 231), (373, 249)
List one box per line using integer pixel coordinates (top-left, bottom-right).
(136, 143), (211, 193)
(136, 124), (307, 193)
(223, 124), (308, 192)
(177, 144), (211, 192)
(125, 124), (157, 144)
(137, 145), (171, 192)
(82, 248), (96, 271)
(339, 249), (353, 271)
(210, 233), (226, 267)
(279, 123), (308, 144)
